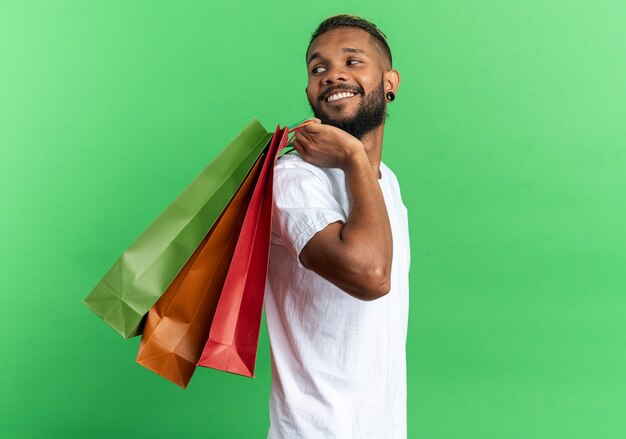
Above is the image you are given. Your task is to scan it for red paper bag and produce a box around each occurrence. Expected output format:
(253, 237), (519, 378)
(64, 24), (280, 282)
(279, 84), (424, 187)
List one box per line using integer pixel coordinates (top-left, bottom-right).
(197, 125), (290, 377)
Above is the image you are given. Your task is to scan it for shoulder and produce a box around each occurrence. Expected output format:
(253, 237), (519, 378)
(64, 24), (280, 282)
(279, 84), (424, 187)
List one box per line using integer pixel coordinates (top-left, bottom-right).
(275, 152), (320, 173)
(380, 162), (402, 188)
(381, 161), (409, 210)
(274, 152), (334, 189)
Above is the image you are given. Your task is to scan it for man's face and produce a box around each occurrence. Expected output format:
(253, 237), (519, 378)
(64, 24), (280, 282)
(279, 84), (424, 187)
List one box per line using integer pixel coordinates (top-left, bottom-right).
(306, 27), (388, 140)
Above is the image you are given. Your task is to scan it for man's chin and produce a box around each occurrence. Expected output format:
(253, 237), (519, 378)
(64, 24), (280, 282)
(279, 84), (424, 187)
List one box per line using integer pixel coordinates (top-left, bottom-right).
(313, 108), (359, 128)
(319, 116), (358, 129)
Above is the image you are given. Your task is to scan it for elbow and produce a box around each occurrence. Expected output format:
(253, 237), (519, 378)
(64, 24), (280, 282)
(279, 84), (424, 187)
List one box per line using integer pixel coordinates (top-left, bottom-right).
(367, 274), (391, 301)
(355, 265), (391, 301)
(302, 247), (392, 301)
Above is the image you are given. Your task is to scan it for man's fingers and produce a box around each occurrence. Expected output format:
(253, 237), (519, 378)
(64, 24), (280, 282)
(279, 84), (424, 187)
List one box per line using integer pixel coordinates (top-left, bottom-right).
(292, 138), (302, 153)
(297, 128), (313, 143)
(300, 122), (324, 135)
(292, 136), (308, 154)
(292, 138), (312, 162)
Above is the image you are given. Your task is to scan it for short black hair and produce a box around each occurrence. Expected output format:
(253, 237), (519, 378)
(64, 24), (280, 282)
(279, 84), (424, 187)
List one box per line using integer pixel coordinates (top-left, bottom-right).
(307, 15), (393, 68)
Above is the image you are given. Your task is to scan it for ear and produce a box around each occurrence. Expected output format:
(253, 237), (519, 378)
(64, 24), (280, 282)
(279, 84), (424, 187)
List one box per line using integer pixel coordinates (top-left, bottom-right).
(384, 69), (400, 95)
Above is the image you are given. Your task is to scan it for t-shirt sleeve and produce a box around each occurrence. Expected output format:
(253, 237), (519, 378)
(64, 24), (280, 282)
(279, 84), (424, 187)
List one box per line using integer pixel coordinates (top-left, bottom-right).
(272, 155), (347, 268)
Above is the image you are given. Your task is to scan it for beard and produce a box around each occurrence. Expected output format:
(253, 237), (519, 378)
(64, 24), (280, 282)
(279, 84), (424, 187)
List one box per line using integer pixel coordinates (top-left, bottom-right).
(308, 80), (387, 140)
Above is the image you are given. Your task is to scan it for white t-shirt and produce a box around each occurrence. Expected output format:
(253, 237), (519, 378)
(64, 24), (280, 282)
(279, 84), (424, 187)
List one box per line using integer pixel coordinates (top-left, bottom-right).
(265, 152), (410, 439)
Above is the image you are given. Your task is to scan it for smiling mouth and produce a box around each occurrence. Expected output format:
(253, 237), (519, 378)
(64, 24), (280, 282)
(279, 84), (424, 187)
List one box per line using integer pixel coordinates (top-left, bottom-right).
(326, 91), (357, 103)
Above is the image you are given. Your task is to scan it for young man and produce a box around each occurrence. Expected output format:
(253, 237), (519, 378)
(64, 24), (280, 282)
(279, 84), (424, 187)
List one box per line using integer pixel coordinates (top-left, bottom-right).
(265, 15), (410, 438)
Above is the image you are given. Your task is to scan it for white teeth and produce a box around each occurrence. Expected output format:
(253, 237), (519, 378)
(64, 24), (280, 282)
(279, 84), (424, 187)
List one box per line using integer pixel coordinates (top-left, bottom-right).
(327, 92), (355, 102)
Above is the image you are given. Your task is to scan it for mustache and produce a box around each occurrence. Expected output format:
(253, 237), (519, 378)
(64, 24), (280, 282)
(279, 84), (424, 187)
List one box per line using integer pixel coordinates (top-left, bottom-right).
(318, 85), (365, 103)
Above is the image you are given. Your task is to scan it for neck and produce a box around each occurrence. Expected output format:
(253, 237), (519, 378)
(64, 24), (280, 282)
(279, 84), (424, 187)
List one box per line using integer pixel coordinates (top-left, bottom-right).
(359, 124), (385, 179)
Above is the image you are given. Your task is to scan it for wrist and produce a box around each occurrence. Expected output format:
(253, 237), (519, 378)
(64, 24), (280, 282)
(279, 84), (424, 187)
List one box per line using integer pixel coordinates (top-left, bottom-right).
(342, 143), (370, 174)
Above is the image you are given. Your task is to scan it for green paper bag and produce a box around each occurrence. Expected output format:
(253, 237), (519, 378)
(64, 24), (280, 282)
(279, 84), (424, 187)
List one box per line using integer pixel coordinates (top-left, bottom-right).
(83, 118), (272, 338)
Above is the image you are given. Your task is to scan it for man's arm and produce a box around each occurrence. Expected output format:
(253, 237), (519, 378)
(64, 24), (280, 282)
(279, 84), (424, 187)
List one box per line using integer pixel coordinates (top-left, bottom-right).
(292, 122), (393, 301)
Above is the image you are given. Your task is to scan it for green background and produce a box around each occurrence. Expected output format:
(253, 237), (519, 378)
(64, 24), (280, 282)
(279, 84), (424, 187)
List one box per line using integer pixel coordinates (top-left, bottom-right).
(1, 0), (625, 437)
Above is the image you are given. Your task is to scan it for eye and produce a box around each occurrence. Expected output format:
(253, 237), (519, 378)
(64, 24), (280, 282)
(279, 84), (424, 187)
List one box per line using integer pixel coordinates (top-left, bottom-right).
(347, 59), (362, 66)
(311, 66), (326, 74)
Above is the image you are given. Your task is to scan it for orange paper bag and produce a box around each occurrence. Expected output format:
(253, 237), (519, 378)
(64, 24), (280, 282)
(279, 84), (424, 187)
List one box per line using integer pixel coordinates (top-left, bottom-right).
(136, 156), (264, 388)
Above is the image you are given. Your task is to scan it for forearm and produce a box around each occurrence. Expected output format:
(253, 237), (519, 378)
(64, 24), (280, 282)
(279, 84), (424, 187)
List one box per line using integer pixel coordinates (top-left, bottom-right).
(338, 149), (393, 289)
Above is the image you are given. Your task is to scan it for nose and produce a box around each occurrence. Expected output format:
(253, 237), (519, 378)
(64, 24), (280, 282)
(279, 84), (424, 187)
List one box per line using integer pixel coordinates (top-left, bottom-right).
(322, 65), (349, 85)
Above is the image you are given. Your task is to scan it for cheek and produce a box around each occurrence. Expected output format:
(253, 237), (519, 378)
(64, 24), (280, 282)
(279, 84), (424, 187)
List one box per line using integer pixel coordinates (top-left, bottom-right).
(358, 67), (384, 86)
(361, 73), (381, 89)
(305, 84), (318, 102)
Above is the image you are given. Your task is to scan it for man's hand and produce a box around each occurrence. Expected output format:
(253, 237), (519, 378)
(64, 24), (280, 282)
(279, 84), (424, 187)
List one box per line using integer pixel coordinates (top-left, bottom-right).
(292, 120), (364, 170)
(288, 120), (393, 301)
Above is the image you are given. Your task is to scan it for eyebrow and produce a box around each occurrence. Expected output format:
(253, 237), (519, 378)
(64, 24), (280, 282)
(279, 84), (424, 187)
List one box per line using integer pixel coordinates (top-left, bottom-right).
(307, 47), (367, 64)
